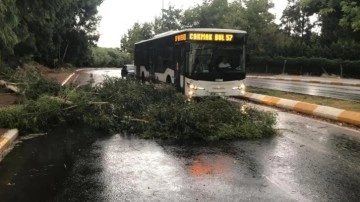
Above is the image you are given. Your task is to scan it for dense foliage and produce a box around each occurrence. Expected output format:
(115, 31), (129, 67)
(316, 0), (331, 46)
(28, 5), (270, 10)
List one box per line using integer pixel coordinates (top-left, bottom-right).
(120, 22), (154, 57)
(90, 47), (131, 67)
(0, 71), (277, 141)
(0, 0), (103, 68)
(250, 56), (360, 78)
(0, 0), (19, 59)
(2, 0), (360, 75)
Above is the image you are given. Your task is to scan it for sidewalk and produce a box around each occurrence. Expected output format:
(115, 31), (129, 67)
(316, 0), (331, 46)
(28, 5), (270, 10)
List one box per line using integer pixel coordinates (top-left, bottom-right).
(247, 75), (360, 87)
(0, 94), (19, 108)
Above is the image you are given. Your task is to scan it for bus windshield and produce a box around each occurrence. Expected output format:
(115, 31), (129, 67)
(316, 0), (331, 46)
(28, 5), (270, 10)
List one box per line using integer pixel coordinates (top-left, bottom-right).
(188, 43), (245, 78)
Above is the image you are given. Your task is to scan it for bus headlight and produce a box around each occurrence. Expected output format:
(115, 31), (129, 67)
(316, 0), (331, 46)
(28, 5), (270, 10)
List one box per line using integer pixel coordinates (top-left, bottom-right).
(232, 83), (246, 94)
(240, 83), (245, 90)
(187, 82), (205, 90)
(240, 83), (246, 94)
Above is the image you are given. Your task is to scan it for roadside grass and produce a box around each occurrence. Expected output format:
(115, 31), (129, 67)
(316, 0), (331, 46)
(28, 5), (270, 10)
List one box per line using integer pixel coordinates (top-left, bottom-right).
(247, 86), (360, 112)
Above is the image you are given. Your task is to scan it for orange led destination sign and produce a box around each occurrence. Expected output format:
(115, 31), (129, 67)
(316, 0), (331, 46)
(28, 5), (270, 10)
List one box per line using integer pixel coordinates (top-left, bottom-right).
(175, 33), (234, 42)
(175, 33), (187, 42)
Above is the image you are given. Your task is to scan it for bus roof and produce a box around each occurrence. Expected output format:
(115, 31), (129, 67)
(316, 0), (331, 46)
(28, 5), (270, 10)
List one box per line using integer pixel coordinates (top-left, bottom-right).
(135, 28), (247, 45)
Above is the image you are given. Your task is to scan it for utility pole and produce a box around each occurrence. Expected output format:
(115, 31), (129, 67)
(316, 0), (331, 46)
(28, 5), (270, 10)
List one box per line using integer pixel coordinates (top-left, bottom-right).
(282, 60), (287, 75)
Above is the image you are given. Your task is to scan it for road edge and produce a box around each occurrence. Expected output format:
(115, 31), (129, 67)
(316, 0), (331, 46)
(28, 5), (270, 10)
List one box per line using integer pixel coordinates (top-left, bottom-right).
(0, 129), (19, 161)
(61, 72), (75, 86)
(239, 92), (360, 127)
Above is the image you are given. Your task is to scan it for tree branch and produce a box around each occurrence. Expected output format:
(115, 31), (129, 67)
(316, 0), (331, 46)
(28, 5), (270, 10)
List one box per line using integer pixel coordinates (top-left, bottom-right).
(0, 80), (20, 93)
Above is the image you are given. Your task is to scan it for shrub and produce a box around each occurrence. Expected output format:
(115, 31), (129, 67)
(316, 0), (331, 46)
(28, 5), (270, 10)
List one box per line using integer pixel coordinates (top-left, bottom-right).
(249, 56), (360, 78)
(0, 95), (62, 132)
(0, 105), (24, 130)
(143, 96), (277, 141)
(22, 77), (61, 100)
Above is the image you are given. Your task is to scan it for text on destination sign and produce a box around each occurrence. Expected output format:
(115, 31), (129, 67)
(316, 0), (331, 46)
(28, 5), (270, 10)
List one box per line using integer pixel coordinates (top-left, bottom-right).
(175, 33), (234, 42)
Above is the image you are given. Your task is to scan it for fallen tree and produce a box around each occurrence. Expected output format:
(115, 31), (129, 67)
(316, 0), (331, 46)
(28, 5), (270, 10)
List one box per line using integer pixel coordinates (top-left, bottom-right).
(0, 71), (277, 141)
(0, 80), (20, 93)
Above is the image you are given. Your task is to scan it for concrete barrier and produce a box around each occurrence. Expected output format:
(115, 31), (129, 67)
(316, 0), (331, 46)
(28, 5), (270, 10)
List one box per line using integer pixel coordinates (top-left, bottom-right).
(0, 129), (19, 161)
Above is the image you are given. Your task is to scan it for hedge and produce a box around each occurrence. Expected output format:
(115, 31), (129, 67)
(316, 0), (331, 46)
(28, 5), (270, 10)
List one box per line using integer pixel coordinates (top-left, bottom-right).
(247, 56), (360, 78)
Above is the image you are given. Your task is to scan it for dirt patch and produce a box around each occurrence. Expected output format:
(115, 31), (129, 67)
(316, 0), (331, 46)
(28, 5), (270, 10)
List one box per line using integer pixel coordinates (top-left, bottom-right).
(12, 62), (75, 84)
(0, 70), (74, 107)
(0, 71), (73, 109)
(45, 72), (73, 84)
(0, 94), (19, 108)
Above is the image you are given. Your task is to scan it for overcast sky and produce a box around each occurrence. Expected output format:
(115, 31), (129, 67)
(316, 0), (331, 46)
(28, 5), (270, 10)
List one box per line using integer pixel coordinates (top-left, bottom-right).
(97, 0), (288, 48)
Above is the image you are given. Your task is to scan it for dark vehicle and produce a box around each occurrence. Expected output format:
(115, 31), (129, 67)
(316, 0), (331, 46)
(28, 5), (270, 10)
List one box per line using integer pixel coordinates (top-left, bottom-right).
(124, 64), (135, 77)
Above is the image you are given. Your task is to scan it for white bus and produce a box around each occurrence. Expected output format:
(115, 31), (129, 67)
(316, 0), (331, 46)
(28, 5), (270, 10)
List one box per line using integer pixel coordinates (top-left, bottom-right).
(134, 28), (247, 98)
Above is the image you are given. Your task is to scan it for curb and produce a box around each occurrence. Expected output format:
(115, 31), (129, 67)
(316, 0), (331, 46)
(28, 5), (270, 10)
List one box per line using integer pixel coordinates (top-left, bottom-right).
(239, 93), (360, 127)
(247, 76), (360, 87)
(0, 129), (19, 161)
(61, 72), (76, 86)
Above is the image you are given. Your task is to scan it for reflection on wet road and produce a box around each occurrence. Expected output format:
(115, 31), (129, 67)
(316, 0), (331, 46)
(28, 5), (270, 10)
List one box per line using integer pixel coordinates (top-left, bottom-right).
(70, 69), (123, 86)
(245, 78), (360, 101)
(54, 135), (297, 202)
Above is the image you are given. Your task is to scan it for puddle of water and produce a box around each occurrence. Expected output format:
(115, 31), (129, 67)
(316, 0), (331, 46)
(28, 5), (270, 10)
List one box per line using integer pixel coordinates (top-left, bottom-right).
(189, 154), (235, 176)
(0, 126), (108, 202)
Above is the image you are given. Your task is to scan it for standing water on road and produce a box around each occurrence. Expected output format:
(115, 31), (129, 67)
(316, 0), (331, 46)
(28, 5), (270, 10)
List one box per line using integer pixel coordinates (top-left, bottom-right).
(1, 113), (360, 202)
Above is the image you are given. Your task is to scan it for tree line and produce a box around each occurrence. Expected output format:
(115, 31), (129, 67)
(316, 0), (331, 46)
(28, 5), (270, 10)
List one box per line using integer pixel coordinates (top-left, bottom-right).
(0, 0), (104, 68)
(120, 0), (360, 77)
(1, 0), (360, 75)
(0, 0), (134, 69)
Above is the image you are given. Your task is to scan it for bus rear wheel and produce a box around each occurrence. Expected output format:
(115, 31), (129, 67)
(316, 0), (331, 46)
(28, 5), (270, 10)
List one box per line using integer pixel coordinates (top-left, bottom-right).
(141, 72), (145, 83)
(166, 75), (172, 84)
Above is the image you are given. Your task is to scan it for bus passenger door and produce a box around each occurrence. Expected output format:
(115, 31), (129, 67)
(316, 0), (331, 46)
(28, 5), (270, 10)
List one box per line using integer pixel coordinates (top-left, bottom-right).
(174, 45), (185, 91)
(149, 47), (156, 81)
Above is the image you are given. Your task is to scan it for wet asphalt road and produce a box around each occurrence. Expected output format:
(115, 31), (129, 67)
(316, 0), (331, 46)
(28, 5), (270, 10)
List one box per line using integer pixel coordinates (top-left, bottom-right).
(245, 78), (360, 101)
(70, 69), (123, 86)
(1, 69), (360, 201)
(0, 102), (359, 202)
